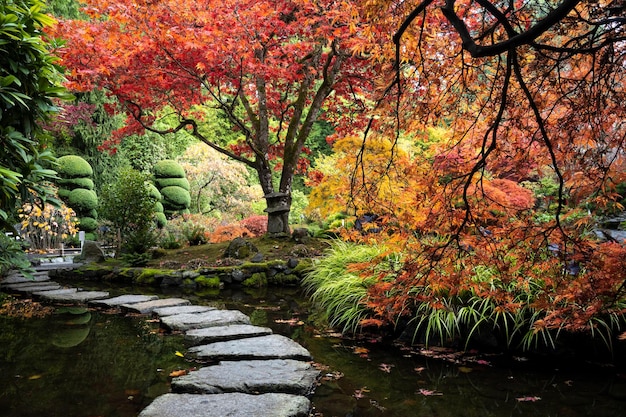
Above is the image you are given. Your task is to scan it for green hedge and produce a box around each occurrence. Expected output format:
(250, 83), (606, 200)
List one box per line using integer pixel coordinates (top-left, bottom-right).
(77, 216), (98, 232)
(58, 177), (95, 191)
(155, 177), (190, 191)
(147, 183), (162, 200)
(68, 188), (98, 212)
(154, 159), (185, 178)
(57, 155), (93, 178)
(161, 186), (191, 207)
(155, 212), (167, 228)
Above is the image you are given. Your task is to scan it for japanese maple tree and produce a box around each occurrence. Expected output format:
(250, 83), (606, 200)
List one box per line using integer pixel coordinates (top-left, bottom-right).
(49, 0), (378, 234)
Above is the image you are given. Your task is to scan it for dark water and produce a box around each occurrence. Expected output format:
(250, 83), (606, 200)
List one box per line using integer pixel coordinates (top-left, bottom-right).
(2, 283), (626, 417)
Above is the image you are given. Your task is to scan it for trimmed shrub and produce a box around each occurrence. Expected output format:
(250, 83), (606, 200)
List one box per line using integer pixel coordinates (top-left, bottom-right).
(147, 183), (161, 200)
(155, 202), (164, 213)
(68, 188), (98, 211)
(154, 159), (186, 178)
(155, 177), (190, 190)
(155, 212), (167, 228)
(57, 155), (93, 178)
(57, 177), (95, 190)
(77, 216), (98, 232)
(161, 186), (191, 207)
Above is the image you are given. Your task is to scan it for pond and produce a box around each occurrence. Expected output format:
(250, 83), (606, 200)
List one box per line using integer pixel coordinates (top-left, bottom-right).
(1, 282), (626, 417)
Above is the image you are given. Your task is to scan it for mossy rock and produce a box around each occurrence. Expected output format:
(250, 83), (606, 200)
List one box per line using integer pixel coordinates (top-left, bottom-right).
(243, 272), (268, 288)
(57, 155), (93, 178)
(195, 275), (221, 288)
(161, 186), (191, 208)
(68, 188), (98, 211)
(155, 177), (190, 191)
(154, 159), (186, 178)
(77, 216), (98, 232)
(58, 177), (95, 190)
(268, 272), (299, 285)
(135, 269), (164, 285)
(155, 212), (167, 228)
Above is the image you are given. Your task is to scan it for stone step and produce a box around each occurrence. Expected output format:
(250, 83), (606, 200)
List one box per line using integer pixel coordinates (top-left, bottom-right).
(188, 334), (313, 361)
(89, 294), (159, 308)
(32, 288), (78, 297)
(35, 289), (110, 304)
(171, 359), (319, 395)
(185, 324), (273, 345)
(121, 298), (191, 314)
(2, 281), (62, 292)
(160, 310), (250, 331)
(138, 393), (310, 417)
(152, 305), (216, 317)
(1, 273), (50, 284)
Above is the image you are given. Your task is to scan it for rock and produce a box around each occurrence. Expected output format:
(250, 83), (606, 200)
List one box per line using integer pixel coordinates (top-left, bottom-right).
(32, 288), (78, 297)
(287, 258), (299, 269)
(37, 290), (110, 304)
(152, 305), (216, 317)
(3, 282), (62, 293)
(1, 273), (51, 284)
(223, 237), (258, 259)
(121, 298), (191, 314)
(231, 269), (246, 283)
(185, 324), (273, 345)
(89, 294), (159, 308)
(160, 310), (250, 331)
(172, 359), (319, 395)
(188, 334), (312, 361)
(77, 240), (105, 263)
(138, 393), (310, 417)
(250, 252), (265, 263)
(291, 227), (310, 243)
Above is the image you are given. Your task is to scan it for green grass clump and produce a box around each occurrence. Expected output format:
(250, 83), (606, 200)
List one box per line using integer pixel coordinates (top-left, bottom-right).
(303, 240), (392, 334)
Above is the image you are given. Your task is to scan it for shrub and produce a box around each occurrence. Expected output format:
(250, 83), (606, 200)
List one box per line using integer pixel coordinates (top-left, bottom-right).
(67, 188), (99, 212)
(161, 186), (191, 208)
(159, 231), (184, 249)
(57, 177), (95, 190)
(182, 222), (208, 246)
(239, 215), (267, 237)
(57, 155), (93, 178)
(155, 177), (190, 190)
(154, 159), (186, 178)
(0, 234), (32, 277)
(77, 216), (98, 232)
(209, 224), (248, 243)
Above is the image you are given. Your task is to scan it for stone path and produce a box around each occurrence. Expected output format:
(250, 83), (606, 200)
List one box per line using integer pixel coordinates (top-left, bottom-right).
(0, 264), (318, 417)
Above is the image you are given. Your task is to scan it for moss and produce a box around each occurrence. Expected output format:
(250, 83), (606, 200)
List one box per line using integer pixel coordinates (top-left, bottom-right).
(269, 272), (299, 285)
(195, 275), (221, 288)
(156, 177), (190, 191)
(161, 186), (191, 208)
(291, 259), (312, 275)
(154, 159), (186, 178)
(68, 188), (98, 211)
(243, 272), (268, 287)
(57, 155), (93, 178)
(134, 268), (164, 285)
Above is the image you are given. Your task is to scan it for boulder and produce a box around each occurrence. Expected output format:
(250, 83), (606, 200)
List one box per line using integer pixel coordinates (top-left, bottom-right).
(223, 237), (258, 259)
(77, 240), (105, 263)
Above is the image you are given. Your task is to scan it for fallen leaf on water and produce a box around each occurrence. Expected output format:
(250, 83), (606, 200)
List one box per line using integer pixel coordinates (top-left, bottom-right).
(169, 369), (188, 378)
(458, 366), (473, 373)
(418, 388), (443, 396)
(378, 363), (394, 373)
(414, 367), (426, 374)
(274, 318), (304, 326)
(353, 346), (369, 356)
(174, 351), (184, 357)
(516, 396), (541, 402)
(353, 387), (370, 399)
(617, 332), (626, 341)
(28, 374), (43, 380)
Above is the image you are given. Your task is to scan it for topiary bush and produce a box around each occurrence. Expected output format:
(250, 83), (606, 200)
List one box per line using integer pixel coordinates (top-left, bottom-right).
(161, 186), (192, 207)
(57, 155), (93, 178)
(155, 177), (190, 190)
(57, 177), (95, 190)
(68, 188), (98, 212)
(154, 159), (186, 178)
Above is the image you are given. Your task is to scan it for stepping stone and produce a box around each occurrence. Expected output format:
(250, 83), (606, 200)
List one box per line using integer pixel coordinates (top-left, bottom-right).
(32, 288), (78, 297)
(4, 283), (62, 293)
(38, 290), (110, 304)
(185, 324), (273, 345)
(121, 298), (190, 315)
(1, 273), (51, 284)
(153, 305), (216, 317)
(171, 359), (319, 395)
(160, 310), (250, 331)
(89, 294), (159, 308)
(138, 393), (310, 417)
(188, 334), (312, 361)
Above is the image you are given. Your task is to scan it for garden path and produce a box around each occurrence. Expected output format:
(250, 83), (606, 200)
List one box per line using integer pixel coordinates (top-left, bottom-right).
(0, 262), (318, 417)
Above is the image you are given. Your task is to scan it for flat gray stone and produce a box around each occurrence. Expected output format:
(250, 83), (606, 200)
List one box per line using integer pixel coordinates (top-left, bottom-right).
(138, 393), (310, 417)
(172, 359), (319, 395)
(89, 294), (159, 308)
(38, 290), (110, 303)
(160, 310), (250, 331)
(32, 288), (78, 297)
(4, 283), (62, 293)
(152, 305), (216, 317)
(185, 324), (273, 345)
(1, 273), (50, 284)
(188, 334), (312, 361)
(121, 298), (191, 314)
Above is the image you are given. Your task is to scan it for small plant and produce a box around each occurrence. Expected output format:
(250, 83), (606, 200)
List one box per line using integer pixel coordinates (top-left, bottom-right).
(0, 234), (33, 278)
(159, 231), (184, 250)
(182, 222), (208, 246)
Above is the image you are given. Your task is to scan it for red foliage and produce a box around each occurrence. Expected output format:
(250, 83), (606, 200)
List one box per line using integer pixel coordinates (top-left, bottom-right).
(238, 215), (268, 237)
(209, 224), (249, 243)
